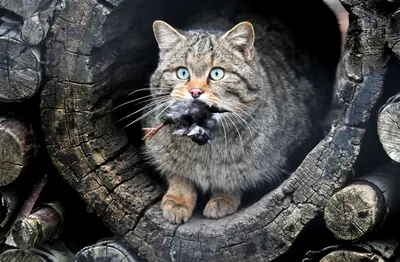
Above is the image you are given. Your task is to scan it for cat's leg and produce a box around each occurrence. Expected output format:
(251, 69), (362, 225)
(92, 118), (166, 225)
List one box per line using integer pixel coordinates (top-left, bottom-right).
(203, 191), (241, 219)
(161, 175), (197, 224)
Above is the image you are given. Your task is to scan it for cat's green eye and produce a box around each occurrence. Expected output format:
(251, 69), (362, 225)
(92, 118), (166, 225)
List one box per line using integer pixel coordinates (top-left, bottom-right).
(176, 67), (190, 80)
(209, 67), (225, 81)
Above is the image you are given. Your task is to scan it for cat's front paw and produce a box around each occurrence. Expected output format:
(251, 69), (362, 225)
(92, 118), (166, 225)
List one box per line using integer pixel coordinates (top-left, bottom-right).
(203, 194), (241, 219)
(161, 194), (195, 224)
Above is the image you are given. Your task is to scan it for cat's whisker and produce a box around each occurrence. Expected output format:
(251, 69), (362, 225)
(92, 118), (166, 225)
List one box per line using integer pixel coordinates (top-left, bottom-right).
(234, 106), (263, 131)
(225, 114), (245, 154)
(134, 95), (171, 106)
(125, 99), (173, 128)
(117, 97), (171, 122)
(127, 87), (170, 97)
(219, 114), (229, 156)
(156, 100), (176, 119)
(216, 100), (259, 136)
(232, 112), (258, 136)
(109, 93), (170, 112)
(217, 99), (263, 133)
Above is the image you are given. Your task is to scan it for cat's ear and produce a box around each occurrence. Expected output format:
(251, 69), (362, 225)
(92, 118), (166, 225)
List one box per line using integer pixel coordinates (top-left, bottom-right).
(153, 20), (185, 51)
(222, 21), (255, 60)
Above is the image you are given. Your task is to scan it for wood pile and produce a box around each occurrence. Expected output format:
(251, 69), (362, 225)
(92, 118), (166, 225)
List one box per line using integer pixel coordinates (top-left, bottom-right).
(0, 0), (399, 261)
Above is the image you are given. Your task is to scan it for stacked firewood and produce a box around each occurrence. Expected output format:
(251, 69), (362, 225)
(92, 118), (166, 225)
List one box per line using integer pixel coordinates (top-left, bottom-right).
(0, 0), (400, 261)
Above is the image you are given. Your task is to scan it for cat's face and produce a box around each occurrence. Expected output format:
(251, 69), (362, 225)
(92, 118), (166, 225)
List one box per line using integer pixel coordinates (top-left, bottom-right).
(150, 20), (263, 115)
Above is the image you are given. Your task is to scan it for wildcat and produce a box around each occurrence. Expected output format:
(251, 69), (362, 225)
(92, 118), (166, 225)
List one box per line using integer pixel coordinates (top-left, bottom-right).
(141, 13), (336, 224)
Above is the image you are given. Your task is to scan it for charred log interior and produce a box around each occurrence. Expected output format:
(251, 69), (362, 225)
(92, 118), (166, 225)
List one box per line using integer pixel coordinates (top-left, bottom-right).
(0, 0), (400, 261)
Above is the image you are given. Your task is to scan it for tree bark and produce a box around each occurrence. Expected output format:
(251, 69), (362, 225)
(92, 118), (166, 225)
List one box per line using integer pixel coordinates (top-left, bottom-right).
(0, 118), (33, 186)
(75, 238), (140, 262)
(378, 93), (400, 163)
(12, 201), (64, 250)
(324, 163), (400, 241)
(0, 0), (376, 261)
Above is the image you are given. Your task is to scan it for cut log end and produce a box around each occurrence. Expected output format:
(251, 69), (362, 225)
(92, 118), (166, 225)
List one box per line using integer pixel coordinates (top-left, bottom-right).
(320, 250), (385, 262)
(0, 118), (33, 186)
(0, 23), (42, 102)
(0, 249), (47, 262)
(12, 202), (63, 249)
(324, 183), (385, 241)
(378, 96), (400, 163)
(75, 239), (139, 262)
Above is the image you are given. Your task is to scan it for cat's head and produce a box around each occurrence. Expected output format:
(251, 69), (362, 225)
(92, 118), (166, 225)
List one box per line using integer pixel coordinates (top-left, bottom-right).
(150, 20), (263, 114)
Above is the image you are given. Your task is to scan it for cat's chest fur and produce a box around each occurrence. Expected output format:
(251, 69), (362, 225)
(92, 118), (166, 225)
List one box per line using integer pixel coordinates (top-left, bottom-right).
(142, 114), (295, 193)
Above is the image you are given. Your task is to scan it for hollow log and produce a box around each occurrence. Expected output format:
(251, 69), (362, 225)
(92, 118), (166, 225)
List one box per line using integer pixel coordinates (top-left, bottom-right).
(75, 238), (141, 262)
(320, 250), (385, 262)
(27, 0), (393, 261)
(324, 163), (400, 241)
(378, 93), (400, 163)
(0, 118), (33, 186)
(12, 201), (64, 250)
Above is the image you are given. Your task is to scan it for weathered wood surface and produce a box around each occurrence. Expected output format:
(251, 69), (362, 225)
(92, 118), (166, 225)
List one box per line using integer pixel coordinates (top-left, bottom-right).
(12, 201), (64, 249)
(378, 93), (400, 163)
(0, 15), (41, 101)
(320, 250), (385, 262)
(0, 243), (75, 262)
(304, 239), (399, 261)
(34, 0), (393, 261)
(324, 163), (400, 241)
(0, 118), (33, 186)
(386, 8), (400, 59)
(75, 238), (141, 262)
(0, 249), (47, 262)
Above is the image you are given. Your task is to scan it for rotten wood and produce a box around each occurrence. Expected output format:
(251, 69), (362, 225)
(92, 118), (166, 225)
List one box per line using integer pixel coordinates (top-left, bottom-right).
(12, 201), (64, 250)
(324, 163), (400, 241)
(378, 93), (400, 163)
(0, 118), (33, 186)
(75, 238), (140, 262)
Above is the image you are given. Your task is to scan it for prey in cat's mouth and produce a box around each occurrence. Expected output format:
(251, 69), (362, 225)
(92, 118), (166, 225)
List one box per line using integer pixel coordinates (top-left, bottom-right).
(142, 99), (230, 145)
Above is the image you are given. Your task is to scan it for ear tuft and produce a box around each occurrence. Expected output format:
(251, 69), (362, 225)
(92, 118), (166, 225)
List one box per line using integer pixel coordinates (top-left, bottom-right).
(153, 20), (185, 51)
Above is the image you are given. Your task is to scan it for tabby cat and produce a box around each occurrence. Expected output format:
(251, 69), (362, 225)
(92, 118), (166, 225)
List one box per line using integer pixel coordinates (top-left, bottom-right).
(142, 14), (335, 224)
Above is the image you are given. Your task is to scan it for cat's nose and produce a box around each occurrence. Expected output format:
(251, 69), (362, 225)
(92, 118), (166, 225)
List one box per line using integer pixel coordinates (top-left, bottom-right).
(189, 88), (204, 98)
